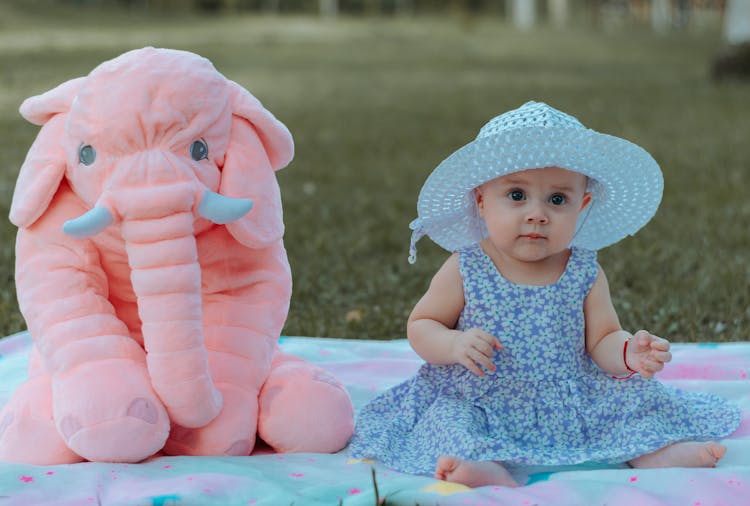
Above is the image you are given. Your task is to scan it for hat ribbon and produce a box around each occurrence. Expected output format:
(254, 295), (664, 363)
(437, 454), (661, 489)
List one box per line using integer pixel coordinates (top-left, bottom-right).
(408, 218), (425, 264)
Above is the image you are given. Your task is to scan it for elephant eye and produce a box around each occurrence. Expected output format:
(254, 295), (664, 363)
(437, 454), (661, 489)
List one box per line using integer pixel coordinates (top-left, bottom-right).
(79, 145), (96, 166)
(190, 139), (209, 161)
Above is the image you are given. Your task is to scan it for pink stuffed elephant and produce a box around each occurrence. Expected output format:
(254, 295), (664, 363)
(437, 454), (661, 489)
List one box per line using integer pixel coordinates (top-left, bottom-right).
(0, 47), (354, 464)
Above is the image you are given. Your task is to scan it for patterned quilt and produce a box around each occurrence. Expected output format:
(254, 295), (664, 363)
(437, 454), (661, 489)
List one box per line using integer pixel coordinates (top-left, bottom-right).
(1, 332), (748, 505)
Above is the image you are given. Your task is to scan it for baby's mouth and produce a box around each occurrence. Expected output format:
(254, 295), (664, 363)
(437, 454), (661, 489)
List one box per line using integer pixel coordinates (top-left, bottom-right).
(520, 233), (546, 240)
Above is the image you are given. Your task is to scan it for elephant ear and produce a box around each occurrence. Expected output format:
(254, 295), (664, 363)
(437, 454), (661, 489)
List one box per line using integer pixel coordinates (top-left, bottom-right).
(10, 78), (84, 228)
(20, 77), (84, 125)
(227, 81), (294, 171)
(221, 82), (294, 248)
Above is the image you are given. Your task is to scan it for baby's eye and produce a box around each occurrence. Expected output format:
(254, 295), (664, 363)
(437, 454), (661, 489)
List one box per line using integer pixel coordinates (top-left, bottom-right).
(508, 190), (525, 201)
(548, 194), (567, 205)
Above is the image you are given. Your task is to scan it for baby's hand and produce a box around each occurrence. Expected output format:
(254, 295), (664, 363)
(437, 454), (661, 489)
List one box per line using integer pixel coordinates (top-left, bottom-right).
(451, 328), (503, 376)
(626, 330), (672, 379)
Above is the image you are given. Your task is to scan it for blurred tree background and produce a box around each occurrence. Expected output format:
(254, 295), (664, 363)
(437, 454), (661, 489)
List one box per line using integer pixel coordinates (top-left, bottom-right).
(0, 0), (747, 342)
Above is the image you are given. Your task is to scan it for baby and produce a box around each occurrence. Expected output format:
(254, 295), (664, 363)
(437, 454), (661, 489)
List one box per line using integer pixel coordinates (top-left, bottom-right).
(349, 101), (741, 487)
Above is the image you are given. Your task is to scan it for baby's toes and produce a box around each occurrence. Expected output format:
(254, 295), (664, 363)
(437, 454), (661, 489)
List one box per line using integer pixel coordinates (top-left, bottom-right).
(706, 442), (727, 465)
(435, 455), (461, 480)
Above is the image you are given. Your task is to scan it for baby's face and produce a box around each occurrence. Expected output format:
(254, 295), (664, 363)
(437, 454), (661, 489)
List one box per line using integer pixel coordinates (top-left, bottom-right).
(475, 167), (591, 262)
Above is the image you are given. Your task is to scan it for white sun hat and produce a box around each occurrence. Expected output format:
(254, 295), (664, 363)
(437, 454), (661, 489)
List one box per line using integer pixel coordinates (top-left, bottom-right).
(408, 101), (663, 263)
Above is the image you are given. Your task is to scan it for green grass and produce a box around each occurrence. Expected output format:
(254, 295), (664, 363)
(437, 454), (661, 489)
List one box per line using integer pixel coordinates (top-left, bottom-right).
(0, 4), (747, 342)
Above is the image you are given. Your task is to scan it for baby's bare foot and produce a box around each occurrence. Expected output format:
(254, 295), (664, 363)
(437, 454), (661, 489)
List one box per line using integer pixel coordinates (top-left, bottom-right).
(629, 442), (727, 469)
(434, 456), (518, 488)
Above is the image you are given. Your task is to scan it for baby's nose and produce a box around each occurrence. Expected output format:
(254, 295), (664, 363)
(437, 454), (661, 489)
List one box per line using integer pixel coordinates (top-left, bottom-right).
(525, 207), (549, 224)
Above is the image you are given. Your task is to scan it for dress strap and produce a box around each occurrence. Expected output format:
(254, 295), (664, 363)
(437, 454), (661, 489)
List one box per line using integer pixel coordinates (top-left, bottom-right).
(563, 247), (599, 295)
(456, 243), (484, 280)
(456, 243), (489, 288)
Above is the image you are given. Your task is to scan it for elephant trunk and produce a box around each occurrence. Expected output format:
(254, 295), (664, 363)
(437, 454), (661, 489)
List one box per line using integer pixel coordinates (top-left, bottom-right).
(116, 181), (222, 429)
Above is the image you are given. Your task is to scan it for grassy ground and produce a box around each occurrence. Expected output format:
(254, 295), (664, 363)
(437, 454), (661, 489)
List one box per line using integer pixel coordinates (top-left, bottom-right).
(0, 4), (747, 342)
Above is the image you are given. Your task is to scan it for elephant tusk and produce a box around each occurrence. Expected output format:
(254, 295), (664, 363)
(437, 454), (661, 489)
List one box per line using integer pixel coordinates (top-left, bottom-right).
(62, 206), (114, 238)
(197, 190), (253, 225)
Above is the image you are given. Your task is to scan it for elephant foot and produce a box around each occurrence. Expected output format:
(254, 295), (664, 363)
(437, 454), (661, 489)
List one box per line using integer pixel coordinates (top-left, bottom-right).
(258, 352), (354, 453)
(163, 383), (258, 456)
(0, 375), (82, 465)
(53, 359), (170, 462)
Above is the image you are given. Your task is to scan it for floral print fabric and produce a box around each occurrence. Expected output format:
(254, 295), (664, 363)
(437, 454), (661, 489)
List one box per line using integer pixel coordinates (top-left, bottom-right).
(349, 245), (741, 474)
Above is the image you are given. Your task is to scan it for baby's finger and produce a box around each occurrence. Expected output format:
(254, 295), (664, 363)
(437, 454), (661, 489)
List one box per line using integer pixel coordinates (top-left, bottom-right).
(461, 356), (484, 376)
(475, 329), (500, 347)
(469, 348), (496, 372)
(651, 350), (672, 364)
(633, 330), (652, 348)
(474, 329), (503, 350)
(650, 336), (670, 352)
(643, 359), (664, 374)
(472, 340), (494, 358)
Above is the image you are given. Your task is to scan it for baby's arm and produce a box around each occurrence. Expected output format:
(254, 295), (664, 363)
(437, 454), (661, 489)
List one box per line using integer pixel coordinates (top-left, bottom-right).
(407, 253), (502, 376)
(585, 265), (672, 378)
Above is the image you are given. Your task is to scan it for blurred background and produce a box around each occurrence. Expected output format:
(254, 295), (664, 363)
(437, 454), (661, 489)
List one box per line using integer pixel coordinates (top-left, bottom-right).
(0, 0), (748, 342)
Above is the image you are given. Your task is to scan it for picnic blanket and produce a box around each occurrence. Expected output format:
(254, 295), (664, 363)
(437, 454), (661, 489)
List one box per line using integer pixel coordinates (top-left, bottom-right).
(1, 332), (748, 505)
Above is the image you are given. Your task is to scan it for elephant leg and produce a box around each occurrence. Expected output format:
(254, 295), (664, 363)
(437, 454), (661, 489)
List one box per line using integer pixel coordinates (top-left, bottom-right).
(0, 374), (82, 465)
(15, 225), (171, 463)
(163, 325), (269, 457)
(258, 351), (354, 453)
(53, 358), (171, 462)
(164, 379), (259, 457)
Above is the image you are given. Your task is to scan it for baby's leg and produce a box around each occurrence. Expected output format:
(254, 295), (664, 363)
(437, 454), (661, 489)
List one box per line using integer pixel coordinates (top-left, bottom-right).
(629, 442), (727, 469)
(434, 456), (518, 487)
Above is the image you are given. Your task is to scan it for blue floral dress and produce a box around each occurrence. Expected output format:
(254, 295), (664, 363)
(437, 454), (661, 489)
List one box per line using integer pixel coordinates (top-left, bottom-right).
(349, 245), (741, 474)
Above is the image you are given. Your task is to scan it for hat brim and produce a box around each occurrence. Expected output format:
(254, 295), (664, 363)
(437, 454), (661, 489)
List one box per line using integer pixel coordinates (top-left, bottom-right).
(416, 125), (663, 252)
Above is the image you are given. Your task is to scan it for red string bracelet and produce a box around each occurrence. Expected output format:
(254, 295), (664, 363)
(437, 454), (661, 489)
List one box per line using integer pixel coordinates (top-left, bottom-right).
(611, 337), (637, 380)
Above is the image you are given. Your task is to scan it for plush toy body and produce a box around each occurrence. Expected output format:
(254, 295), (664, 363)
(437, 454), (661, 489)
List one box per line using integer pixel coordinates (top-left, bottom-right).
(0, 47), (354, 464)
